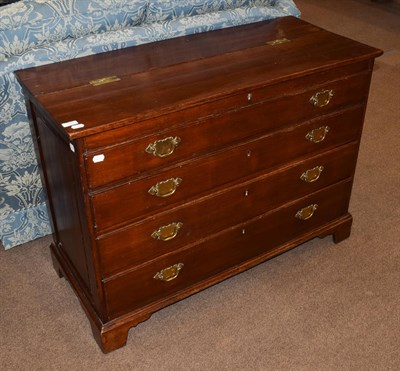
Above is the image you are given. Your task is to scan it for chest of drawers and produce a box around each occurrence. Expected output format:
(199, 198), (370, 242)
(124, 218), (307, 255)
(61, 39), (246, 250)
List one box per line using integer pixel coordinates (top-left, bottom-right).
(16, 16), (382, 353)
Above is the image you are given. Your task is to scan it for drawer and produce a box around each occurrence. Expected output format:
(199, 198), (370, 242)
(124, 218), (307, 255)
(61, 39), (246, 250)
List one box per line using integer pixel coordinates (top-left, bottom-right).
(85, 73), (370, 189)
(83, 60), (371, 149)
(98, 143), (359, 277)
(103, 179), (353, 319)
(91, 106), (364, 232)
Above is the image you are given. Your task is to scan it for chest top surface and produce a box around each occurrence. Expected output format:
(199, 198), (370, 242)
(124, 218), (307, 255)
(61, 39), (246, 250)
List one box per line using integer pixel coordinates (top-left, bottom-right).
(16, 16), (381, 140)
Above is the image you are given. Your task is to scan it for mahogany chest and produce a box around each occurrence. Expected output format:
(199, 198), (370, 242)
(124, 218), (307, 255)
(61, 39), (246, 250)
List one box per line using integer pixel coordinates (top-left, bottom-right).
(16, 16), (382, 353)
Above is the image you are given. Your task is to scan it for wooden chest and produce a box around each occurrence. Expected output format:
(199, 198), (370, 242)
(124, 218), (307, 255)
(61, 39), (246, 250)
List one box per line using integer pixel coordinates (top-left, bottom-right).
(16, 16), (382, 353)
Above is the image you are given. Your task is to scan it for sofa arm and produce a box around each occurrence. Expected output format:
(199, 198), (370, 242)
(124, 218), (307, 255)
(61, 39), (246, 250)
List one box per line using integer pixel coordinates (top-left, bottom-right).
(0, 0), (147, 61)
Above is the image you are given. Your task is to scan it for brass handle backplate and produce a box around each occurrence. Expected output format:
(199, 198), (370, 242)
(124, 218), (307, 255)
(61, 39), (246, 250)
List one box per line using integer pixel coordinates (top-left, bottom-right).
(151, 222), (183, 241)
(153, 263), (184, 282)
(305, 126), (330, 143)
(309, 89), (334, 107)
(145, 136), (181, 158)
(148, 177), (182, 197)
(300, 166), (324, 183)
(295, 204), (318, 220)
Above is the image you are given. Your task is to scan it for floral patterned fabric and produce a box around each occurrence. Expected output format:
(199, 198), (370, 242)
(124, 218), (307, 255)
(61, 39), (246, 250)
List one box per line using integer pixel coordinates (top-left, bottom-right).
(0, 0), (147, 60)
(0, 0), (300, 249)
(145, 0), (275, 22)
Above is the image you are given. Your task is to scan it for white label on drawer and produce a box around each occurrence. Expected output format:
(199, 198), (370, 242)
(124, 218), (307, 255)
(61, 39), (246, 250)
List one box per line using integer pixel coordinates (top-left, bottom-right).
(62, 120), (79, 128)
(92, 154), (105, 163)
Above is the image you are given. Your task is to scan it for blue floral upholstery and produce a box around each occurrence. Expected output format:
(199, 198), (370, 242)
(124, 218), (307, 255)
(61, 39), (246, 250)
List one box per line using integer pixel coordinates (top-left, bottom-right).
(146, 0), (274, 22)
(0, 0), (147, 60)
(0, 0), (300, 249)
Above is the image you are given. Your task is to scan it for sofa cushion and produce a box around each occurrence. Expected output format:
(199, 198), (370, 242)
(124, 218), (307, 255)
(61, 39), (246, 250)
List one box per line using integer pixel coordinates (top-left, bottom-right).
(145, 0), (276, 23)
(0, 0), (147, 59)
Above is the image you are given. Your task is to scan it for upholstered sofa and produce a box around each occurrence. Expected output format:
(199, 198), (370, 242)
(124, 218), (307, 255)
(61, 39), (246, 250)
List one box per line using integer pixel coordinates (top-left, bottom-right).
(0, 0), (300, 249)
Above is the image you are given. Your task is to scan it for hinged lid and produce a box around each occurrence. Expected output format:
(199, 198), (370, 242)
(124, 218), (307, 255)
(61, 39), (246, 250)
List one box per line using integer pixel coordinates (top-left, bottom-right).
(15, 16), (382, 140)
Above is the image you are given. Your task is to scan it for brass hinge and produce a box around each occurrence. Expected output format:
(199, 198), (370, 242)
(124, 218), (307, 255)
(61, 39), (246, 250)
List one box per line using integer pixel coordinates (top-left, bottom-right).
(89, 76), (121, 86)
(266, 38), (290, 46)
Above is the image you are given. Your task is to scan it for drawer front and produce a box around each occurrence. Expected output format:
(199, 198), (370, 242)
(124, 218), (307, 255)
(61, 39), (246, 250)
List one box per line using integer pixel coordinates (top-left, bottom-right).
(84, 61), (371, 150)
(85, 73), (370, 189)
(91, 106), (364, 232)
(98, 143), (359, 277)
(103, 179), (353, 319)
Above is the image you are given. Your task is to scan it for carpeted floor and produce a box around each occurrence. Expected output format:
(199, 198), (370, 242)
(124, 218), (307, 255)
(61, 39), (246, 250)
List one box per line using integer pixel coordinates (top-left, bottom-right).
(1, 1), (399, 370)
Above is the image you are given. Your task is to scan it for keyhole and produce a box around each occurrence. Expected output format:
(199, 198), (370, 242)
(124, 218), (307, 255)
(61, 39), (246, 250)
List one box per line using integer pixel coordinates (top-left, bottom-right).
(244, 190), (249, 197)
(247, 150), (252, 157)
(247, 93), (253, 101)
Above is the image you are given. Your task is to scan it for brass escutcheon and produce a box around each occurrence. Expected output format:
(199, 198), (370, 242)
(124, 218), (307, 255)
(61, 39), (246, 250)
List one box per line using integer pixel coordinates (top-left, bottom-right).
(148, 177), (182, 197)
(305, 126), (330, 143)
(151, 222), (183, 241)
(153, 263), (184, 282)
(309, 89), (334, 107)
(295, 204), (318, 220)
(300, 166), (324, 183)
(145, 136), (181, 158)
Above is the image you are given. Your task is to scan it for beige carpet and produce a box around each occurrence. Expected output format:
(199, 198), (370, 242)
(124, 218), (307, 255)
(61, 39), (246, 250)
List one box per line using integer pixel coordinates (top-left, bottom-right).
(1, 1), (399, 370)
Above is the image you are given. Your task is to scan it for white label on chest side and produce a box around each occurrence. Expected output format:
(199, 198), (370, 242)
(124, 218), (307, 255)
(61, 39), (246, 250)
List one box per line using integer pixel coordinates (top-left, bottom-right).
(92, 154), (105, 163)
